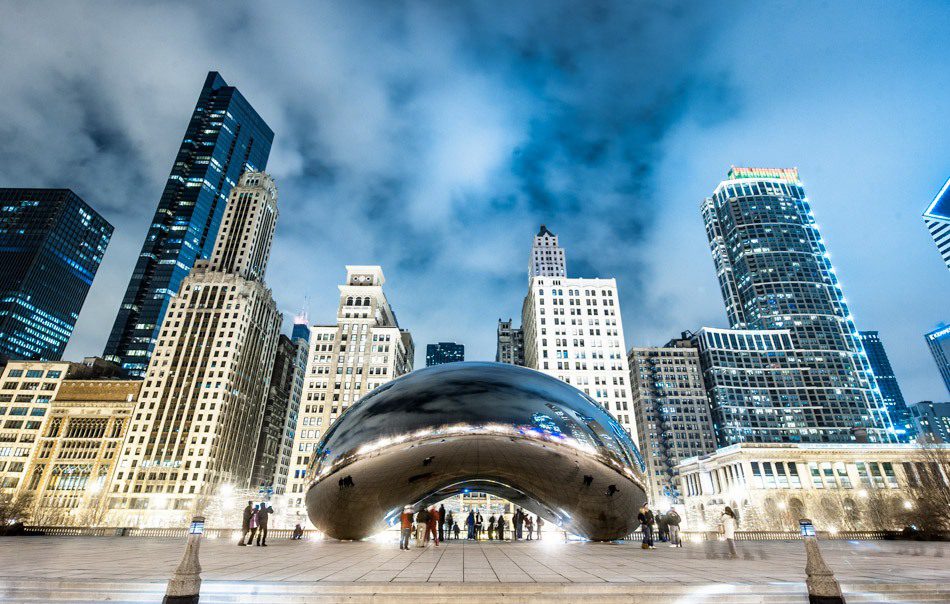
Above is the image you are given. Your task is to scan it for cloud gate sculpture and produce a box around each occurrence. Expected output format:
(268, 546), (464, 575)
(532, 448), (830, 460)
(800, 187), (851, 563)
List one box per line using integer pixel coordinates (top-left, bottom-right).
(305, 362), (648, 541)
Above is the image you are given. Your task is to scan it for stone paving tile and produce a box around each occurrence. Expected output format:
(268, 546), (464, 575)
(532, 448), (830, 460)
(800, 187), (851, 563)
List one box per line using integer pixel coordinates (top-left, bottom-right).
(1, 536), (950, 587)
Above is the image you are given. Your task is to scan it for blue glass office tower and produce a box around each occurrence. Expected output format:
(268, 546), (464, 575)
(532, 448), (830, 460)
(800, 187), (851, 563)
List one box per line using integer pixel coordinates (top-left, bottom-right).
(425, 342), (465, 366)
(0, 189), (113, 361)
(701, 167), (892, 443)
(858, 331), (912, 440)
(926, 325), (950, 396)
(923, 177), (950, 272)
(104, 72), (273, 376)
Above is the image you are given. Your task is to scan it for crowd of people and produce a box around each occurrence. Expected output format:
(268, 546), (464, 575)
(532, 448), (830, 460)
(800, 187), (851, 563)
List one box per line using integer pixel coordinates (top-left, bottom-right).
(636, 503), (739, 558)
(398, 504), (545, 549)
(238, 500), (275, 546)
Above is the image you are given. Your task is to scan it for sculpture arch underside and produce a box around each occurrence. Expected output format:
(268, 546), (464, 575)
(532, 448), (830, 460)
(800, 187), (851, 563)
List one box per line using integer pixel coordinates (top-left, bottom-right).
(304, 362), (648, 541)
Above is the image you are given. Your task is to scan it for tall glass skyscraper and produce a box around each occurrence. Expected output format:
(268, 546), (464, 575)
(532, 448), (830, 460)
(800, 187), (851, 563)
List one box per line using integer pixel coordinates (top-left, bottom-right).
(701, 167), (891, 443)
(103, 71), (273, 376)
(923, 177), (950, 272)
(858, 331), (912, 440)
(0, 189), (113, 361)
(925, 324), (950, 396)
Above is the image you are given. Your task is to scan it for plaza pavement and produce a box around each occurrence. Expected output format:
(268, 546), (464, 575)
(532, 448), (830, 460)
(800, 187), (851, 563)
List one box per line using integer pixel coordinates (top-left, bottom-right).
(0, 535), (949, 602)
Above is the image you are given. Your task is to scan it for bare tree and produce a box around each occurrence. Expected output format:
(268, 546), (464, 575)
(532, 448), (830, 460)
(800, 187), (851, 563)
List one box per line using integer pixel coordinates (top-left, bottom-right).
(0, 492), (33, 532)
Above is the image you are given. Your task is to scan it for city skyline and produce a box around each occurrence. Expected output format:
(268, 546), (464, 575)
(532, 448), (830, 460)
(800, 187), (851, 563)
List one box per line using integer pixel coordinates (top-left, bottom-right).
(0, 2), (946, 401)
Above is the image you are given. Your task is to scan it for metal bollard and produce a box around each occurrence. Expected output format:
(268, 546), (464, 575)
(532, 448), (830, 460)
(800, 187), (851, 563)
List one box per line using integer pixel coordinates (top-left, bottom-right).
(163, 516), (205, 604)
(800, 519), (845, 604)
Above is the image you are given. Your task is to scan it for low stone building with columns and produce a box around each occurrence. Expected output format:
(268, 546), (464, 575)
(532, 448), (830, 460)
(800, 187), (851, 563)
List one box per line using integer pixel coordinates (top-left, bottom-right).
(677, 443), (950, 533)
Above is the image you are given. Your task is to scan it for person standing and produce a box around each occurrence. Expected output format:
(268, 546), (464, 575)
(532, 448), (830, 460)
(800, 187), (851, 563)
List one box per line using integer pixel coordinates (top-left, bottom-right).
(399, 506), (414, 550)
(246, 504), (259, 546)
(416, 507), (430, 546)
(239, 501), (254, 546)
(444, 510), (454, 540)
(525, 515), (534, 541)
(453, 521), (461, 539)
(720, 506), (738, 558)
(427, 505), (440, 546)
(637, 505), (655, 549)
(497, 514), (506, 541)
(466, 510), (475, 539)
(656, 511), (669, 543)
(667, 508), (682, 547)
(514, 509), (523, 540)
(439, 505), (445, 541)
(257, 502), (273, 546)
(474, 511), (483, 541)
(536, 516), (544, 540)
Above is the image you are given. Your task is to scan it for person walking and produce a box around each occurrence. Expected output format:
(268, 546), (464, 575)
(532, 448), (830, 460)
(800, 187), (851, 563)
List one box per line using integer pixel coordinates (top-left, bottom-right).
(438, 504), (446, 542)
(256, 502), (273, 546)
(427, 505), (440, 546)
(637, 505), (655, 549)
(246, 504), (259, 546)
(466, 510), (475, 539)
(656, 511), (669, 543)
(525, 515), (534, 540)
(399, 506), (414, 550)
(720, 506), (738, 558)
(535, 516), (544, 540)
(497, 514), (506, 541)
(488, 515), (496, 540)
(239, 501), (254, 546)
(667, 508), (682, 547)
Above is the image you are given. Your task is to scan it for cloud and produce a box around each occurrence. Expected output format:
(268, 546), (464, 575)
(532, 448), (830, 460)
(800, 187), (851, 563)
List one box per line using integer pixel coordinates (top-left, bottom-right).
(0, 0), (946, 401)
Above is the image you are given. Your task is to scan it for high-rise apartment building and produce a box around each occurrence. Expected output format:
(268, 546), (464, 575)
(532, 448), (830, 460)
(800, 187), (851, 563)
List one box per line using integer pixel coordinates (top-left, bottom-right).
(923, 177), (950, 271)
(629, 338), (716, 504)
(285, 266), (414, 516)
(22, 379), (140, 525)
(859, 331), (912, 439)
(107, 172), (281, 524)
(425, 342), (464, 366)
(104, 72), (273, 377)
(701, 167), (891, 442)
(252, 333), (306, 495)
(496, 319), (524, 366)
(0, 361), (72, 493)
(910, 401), (950, 444)
(521, 277), (637, 439)
(926, 325), (950, 396)
(0, 189), (113, 361)
(529, 225), (566, 278)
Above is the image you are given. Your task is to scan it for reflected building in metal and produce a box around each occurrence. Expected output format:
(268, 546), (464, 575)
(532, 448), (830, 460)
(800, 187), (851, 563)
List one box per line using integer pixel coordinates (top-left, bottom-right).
(305, 362), (647, 541)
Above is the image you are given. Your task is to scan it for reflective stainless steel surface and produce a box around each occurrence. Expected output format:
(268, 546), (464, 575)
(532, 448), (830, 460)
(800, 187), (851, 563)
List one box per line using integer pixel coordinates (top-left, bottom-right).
(305, 362), (648, 540)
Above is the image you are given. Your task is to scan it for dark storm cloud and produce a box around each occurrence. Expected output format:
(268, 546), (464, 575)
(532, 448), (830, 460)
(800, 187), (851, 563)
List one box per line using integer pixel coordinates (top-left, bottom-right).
(0, 1), (947, 400)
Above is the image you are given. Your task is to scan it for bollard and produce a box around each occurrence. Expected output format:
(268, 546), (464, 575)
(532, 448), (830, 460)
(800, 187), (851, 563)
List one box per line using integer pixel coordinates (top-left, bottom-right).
(800, 519), (845, 604)
(163, 516), (205, 604)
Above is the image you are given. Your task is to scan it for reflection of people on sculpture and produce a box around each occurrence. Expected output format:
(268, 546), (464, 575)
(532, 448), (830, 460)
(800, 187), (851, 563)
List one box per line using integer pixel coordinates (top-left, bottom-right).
(583, 475), (594, 487)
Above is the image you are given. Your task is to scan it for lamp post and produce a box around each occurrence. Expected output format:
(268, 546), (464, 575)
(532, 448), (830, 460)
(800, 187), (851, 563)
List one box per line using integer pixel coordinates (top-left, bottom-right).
(163, 516), (204, 604)
(800, 518), (845, 604)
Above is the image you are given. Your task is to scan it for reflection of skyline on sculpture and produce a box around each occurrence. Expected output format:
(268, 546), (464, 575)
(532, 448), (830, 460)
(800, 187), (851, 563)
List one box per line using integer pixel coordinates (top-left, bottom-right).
(306, 362), (647, 540)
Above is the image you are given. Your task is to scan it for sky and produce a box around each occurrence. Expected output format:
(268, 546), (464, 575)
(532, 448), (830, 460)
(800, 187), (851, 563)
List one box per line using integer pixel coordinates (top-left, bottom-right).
(0, 1), (947, 402)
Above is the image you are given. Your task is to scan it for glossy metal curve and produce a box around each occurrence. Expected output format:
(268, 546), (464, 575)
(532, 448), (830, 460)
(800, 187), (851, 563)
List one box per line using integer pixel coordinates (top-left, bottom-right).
(305, 362), (648, 540)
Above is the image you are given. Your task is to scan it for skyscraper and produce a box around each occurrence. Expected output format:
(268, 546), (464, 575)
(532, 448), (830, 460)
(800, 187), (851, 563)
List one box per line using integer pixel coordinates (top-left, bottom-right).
(923, 177), (950, 271)
(628, 338), (716, 504)
(926, 325), (950, 396)
(285, 266), (414, 514)
(529, 225), (566, 278)
(495, 319), (524, 366)
(425, 342), (464, 366)
(521, 230), (637, 440)
(701, 167), (891, 442)
(859, 331), (913, 439)
(0, 189), (113, 361)
(107, 172), (282, 523)
(104, 72), (273, 376)
(909, 401), (950, 443)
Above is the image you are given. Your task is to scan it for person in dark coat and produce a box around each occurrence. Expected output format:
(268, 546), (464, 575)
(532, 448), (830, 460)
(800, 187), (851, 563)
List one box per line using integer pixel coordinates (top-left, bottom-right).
(637, 505), (655, 549)
(257, 503), (274, 546)
(514, 509), (524, 540)
(239, 501), (254, 546)
(444, 511), (454, 539)
(488, 515), (496, 540)
(474, 512), (483, 540)
(496, 514), (506, 541)
(666, 508), (682, 547)
(438, 504), (446, 542)
(453, 521), (460, 539)
(292, 524), (304, 540)
(656, 512), (669, 543)
(466, 510), (475, 539)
